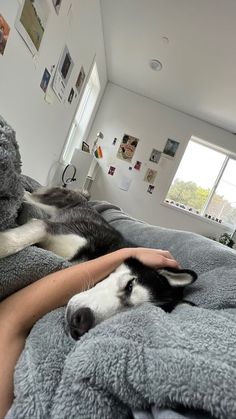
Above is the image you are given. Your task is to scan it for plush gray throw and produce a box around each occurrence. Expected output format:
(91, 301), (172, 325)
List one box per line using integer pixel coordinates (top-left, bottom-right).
(0, 115), (24, 231)
(3, 201), (235, 419)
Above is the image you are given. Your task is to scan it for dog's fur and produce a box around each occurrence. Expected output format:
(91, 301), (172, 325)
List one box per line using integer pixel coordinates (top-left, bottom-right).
(0, 187), (197, 339)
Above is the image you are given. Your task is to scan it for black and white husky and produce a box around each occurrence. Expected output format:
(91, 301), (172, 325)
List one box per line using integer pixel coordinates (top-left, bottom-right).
(0, 187), (197, 340)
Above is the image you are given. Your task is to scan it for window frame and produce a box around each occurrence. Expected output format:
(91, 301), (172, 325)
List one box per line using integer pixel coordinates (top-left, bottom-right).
(165, 136), (236, 228)
(60, 61), (101, 164)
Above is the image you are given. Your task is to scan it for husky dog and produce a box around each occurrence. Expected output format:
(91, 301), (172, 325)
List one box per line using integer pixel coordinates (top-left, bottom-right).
(0, 187), (197, 339)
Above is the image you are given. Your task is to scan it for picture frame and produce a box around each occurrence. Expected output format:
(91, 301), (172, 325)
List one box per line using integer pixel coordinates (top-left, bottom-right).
(58, 45), (74, 86)
(81, 141), (90, 153)
(163, 138), (180, 158)
(149, 148), (162, 164)
(15, 0), (50, 55)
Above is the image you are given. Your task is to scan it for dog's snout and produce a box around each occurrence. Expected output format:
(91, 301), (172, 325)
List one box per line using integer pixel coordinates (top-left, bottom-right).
(68, 307), (95, 340)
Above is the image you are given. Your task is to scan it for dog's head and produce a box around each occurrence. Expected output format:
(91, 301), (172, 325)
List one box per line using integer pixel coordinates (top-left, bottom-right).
(66, 258), (197, 340)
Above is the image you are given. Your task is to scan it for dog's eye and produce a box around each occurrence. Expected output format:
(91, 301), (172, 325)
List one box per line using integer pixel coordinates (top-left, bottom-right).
(124, 279), (134, 294)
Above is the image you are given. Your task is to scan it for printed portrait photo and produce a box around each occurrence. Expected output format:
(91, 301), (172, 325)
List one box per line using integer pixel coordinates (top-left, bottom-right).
(144, 168), (157, 184)
(147, 185), (155, 194)
(108, 166), (116, 176)
(149, 148), (162, 164)
(134, 160), (142, 171)
(163, 138), (180, 158)
(117, 134), (139, 163)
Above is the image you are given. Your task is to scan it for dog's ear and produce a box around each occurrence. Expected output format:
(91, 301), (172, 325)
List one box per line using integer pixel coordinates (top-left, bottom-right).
(159, 268), (197, 287)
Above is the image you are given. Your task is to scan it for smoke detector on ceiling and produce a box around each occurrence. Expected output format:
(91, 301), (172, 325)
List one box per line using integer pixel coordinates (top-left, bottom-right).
(149, 59), (162, 71)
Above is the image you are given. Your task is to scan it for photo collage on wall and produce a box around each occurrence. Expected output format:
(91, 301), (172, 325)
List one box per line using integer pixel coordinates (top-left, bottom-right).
(4, 0), (86, 106)
(107, 134), (180, 196)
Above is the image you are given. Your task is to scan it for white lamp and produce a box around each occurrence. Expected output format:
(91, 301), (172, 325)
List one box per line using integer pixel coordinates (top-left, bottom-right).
(91, 131), (104, 154)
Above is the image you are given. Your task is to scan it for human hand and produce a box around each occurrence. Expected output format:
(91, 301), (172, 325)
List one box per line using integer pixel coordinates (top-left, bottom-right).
(130, 247), (180, 269)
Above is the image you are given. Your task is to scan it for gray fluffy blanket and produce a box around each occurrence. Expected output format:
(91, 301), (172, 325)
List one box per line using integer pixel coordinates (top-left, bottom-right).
(2, 200), (235, 419)
(0, 115), (24, 231)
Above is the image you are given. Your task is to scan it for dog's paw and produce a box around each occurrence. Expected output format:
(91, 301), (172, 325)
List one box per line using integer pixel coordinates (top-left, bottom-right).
(0, 230), (19, 258)
(23, 190), (33, 202)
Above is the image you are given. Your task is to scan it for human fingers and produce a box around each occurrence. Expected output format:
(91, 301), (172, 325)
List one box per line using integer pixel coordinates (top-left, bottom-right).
(132, 248), (180, 269)
(152, 249), (176, 261)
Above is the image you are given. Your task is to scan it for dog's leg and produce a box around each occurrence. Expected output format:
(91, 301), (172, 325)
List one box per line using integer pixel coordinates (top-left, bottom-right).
(0, 219), (46, 258)
(24, 191), (57, 216)
(39, 233), (88, 260)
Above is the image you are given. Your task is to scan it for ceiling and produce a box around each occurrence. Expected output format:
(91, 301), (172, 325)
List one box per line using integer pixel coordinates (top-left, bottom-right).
(100, 0), (236, 133)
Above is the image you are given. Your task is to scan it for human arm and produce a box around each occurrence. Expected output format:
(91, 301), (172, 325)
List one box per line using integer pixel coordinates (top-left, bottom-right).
(0, 247), (178, 417)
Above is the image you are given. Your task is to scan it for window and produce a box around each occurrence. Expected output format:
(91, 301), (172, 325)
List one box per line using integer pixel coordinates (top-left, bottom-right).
(61, 62), (100, 163)
(165, 137), (236, 227)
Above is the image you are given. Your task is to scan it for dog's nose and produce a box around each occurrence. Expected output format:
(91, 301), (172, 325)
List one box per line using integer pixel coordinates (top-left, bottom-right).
(68, 307), (95, 340)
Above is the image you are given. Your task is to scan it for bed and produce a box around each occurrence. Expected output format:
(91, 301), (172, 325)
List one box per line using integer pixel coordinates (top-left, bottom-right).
(1, 178), (236, 419)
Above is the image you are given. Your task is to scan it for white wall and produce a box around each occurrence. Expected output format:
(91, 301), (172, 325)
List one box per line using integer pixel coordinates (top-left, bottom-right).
(0, 0), (107, 184)
(88, 83), (236, 236)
